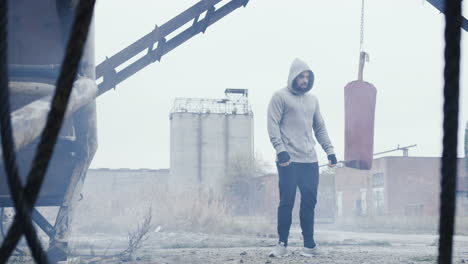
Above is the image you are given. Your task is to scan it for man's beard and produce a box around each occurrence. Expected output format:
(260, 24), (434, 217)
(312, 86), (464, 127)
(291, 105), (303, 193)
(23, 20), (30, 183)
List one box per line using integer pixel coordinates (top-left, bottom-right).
(293, 82), (308, 91)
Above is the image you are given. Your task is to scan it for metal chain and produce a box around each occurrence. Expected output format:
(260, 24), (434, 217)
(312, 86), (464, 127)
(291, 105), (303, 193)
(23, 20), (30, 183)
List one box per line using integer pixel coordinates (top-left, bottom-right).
(360, 0), (365, 51)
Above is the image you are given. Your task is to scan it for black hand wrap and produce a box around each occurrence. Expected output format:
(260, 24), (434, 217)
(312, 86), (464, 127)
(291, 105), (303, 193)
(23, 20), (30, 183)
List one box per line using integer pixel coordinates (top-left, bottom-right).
(328, 154), (337, 165)
(277, 151), (291, 163)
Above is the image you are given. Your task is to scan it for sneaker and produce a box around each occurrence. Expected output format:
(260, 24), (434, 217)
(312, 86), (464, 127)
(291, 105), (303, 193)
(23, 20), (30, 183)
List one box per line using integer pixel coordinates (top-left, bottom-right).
(268, 242), (289, 258)
(300, 246), (321, 257)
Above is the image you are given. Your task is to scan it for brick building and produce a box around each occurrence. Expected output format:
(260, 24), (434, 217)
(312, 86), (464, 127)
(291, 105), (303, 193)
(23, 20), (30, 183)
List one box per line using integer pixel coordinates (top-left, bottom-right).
(335, 157), (468, 218)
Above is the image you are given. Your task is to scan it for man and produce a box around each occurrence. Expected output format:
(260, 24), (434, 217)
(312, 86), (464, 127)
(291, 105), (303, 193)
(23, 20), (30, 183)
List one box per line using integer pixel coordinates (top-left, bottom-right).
(267, 58), (337, 257)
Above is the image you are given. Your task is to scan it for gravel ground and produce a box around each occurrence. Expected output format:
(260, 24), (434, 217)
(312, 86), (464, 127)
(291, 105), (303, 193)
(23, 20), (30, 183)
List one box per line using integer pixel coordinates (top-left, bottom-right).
(6, 228), (468, 263)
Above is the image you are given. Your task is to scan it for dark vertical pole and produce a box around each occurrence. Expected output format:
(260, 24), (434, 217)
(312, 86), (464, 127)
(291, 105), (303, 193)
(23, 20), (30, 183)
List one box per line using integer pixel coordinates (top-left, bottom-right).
(438, 0), (462, 263)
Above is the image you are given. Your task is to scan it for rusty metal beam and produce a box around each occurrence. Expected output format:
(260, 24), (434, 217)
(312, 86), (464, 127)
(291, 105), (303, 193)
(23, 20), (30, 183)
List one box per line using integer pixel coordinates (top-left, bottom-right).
(96, 0), (249, 95)
(31, 208), (55, 239)
(95, 0), (223, 80)
(51, 102), (97, 246)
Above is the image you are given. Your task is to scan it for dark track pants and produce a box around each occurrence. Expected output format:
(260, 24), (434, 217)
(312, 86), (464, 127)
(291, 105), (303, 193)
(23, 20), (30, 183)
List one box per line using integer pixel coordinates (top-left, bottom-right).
(276, 162), (319, 248)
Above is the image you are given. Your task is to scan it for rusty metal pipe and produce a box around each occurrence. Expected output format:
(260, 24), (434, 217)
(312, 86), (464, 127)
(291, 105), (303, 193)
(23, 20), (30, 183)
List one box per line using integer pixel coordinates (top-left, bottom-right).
(0, 78), (97, 160)
(9, 82), (55, 97)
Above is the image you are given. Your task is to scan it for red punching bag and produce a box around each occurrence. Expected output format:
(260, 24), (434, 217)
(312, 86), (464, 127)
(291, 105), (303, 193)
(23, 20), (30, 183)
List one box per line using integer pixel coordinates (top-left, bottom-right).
(344, 1), (377, 170)
(344, 76), (377, 170)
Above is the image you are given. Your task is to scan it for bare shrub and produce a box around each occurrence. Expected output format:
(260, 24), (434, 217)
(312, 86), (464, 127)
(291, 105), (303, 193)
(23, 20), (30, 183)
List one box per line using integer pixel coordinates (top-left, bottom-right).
(73, 173), (274, 236)
(117, 207), (155, 261)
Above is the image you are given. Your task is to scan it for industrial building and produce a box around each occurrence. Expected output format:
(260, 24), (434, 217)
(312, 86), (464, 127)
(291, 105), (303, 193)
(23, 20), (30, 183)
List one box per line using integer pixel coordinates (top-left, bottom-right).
(84, 168), (170, 193)
(335, 156), (468, 218)
(169, 89), (254, 193)
(82, 168), (170, 217)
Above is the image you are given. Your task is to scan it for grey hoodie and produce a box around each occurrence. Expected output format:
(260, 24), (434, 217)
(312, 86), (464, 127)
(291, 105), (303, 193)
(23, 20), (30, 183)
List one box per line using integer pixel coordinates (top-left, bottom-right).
(267, 58), (335, 163)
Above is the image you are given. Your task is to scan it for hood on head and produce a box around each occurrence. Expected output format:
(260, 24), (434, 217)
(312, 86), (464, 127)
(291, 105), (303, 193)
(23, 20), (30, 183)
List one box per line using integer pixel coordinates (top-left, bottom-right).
(287, 58), (315, 95)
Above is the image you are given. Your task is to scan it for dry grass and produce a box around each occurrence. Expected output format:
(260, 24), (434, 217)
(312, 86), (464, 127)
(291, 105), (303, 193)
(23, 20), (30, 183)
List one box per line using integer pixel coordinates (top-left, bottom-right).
(149, 186), (231, 233)
(73, 184), (273, 236)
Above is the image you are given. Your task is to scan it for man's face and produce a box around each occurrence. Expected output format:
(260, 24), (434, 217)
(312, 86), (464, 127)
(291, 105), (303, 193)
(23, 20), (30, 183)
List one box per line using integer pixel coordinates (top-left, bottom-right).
(294, 71), (310, 91)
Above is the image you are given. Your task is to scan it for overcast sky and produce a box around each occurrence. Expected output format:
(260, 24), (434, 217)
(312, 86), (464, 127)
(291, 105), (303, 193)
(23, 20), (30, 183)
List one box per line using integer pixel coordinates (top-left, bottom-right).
(90, 0), (467, 171)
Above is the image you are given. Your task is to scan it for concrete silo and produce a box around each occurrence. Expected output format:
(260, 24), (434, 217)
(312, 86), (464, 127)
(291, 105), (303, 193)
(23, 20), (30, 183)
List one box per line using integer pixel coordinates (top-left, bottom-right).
(170, 89), (253, 193)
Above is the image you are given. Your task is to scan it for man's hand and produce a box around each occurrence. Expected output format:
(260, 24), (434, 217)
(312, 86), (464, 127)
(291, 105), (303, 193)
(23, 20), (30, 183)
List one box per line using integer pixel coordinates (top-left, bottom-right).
(327, 154), (337, 168)
(277, 151), (291, 167)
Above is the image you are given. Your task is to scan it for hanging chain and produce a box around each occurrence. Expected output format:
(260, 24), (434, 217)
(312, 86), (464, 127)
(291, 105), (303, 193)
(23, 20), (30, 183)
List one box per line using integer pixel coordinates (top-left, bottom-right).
(360, 0), (365, 51)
